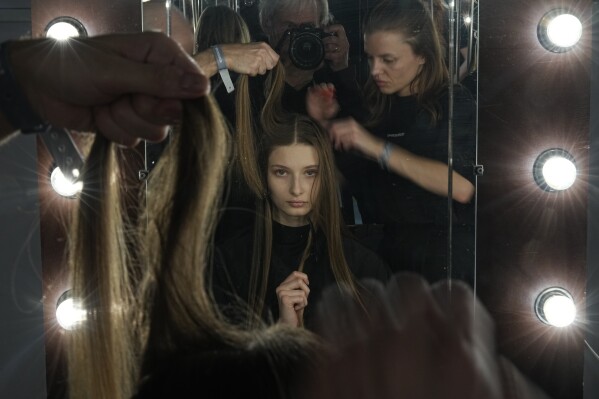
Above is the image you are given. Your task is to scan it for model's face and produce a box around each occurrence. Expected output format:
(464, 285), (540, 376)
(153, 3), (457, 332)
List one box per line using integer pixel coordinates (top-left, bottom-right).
(267, 143), (320, 227)
(365, 30), (425, 96)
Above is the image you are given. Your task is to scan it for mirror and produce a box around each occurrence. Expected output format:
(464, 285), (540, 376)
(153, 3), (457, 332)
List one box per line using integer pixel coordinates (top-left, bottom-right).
(1, 0), (591, 398)
(146, 0), (479, 288)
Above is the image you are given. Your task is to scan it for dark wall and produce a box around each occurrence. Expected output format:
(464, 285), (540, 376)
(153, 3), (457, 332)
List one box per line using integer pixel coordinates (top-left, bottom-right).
(478, 1), (591, 398)
(585, 2), (599, 398)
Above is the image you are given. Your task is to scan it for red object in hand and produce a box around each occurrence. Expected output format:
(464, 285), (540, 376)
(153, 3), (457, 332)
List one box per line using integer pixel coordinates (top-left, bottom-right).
(320, 86), (336, 100)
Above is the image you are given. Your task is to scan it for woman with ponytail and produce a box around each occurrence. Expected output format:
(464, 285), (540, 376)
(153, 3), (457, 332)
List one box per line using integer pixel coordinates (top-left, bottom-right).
(211, 115), (390, 329)
(307, 0), (476, 284)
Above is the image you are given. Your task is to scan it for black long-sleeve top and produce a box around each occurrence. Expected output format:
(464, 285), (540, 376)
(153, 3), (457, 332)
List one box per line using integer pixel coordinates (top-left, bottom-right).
(210, 221), (392, 329)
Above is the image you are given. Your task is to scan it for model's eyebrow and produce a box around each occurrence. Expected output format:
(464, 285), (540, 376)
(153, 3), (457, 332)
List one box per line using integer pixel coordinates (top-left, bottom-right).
(303, 164), (319, 169)
(270, 164), (290, 169)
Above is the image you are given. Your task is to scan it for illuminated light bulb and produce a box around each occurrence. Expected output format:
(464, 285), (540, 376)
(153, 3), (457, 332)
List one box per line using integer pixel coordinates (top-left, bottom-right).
(45, 17), (87, 41)
(538, 10), (582, 52)
(535, 287), (576, 327)
(533, 148), (576, 192)
(463, 15), (472, 25)
(542, 157), (576, 190)
(547, 14), (582, 48)
(50, 166), (83, 198)
(56, 290), (86, 330)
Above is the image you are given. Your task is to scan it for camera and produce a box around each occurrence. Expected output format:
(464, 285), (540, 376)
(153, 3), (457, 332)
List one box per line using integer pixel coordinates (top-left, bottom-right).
(277, 24), (336, 70)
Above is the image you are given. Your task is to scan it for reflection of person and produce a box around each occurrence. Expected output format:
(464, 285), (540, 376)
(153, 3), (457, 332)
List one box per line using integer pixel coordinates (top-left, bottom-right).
(1, 30), (548, 399)
(307, 0), (476, 283)
(258, 0), (361, 117)
(211, 115), (391, 329)
(0, 32), (209, 146)
(306, 274), (552, 399)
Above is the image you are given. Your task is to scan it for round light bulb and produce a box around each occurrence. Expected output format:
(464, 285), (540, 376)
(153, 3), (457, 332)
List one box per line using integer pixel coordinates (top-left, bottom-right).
(533, 148), (576, 192)
(45, 17), (87, 41)
(535, 287), (576, 327)
(543, 295), (576, 327)
(546, 14), (582, 48)
(50, 167), (83, 198)
(56, 292), (86, 330)
(541, 156), (577, 191)
(46, 22), (81, 40)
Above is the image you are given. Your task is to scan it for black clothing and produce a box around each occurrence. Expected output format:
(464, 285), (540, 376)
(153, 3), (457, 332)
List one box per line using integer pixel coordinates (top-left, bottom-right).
(342, 86), (476, 284)
(210, 221), (392, 329)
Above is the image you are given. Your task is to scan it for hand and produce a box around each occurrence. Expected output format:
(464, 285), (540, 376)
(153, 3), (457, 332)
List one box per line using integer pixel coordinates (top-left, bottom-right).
(306, 83), (340, 126)
(307, 274), (504, 399)
(276, 271), (310, 327)
(221, 42), (279, 76)
(327, 118), (381, 157)
(9, 32), (208, 147)
(323, 24), (349, 72)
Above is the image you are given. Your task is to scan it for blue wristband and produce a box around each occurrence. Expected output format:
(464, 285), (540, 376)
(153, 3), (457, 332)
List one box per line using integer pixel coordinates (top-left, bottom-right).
(0, 41), (49, 134)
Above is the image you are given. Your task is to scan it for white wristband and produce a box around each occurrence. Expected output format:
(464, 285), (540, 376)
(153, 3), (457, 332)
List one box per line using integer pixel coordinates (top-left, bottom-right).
(378, 141), (392, 171)
(211, 45), (234, 93)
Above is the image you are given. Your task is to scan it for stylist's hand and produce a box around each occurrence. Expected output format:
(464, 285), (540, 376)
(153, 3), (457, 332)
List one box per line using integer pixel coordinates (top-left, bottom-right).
(220, 42), (279, 76)
(327, 117), (381, 157)
(9, 32), (208, 147)
(306, 83), (339, 126)
(276, 271), (310, 327)
(306, 274), (504, 399)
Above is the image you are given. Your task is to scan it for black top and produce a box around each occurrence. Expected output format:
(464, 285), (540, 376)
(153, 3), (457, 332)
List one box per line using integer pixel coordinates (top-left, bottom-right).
(335, 86), (476, 282)
(343, 86), (476, 227)
(210, 221), (392, 329)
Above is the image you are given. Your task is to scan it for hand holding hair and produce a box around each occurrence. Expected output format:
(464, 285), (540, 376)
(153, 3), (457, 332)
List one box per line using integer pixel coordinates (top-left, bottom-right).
(276, 271), (311, 327)
(2, 32), (208, 146)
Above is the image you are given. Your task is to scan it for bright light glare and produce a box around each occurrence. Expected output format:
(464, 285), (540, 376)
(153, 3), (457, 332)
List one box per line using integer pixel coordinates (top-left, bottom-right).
(542, 294), (576, 327)
(542, 156), (577, 191)
(56, 297), (86, 330)
(463, 15), (472, 25)
(46, 22), (81, 40)
(50, 167), (83, 197)
(546, 14), (582, 48)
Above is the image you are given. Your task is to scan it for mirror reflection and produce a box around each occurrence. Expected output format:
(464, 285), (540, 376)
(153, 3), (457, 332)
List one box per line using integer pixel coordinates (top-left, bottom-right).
(144, 0), (476, 323)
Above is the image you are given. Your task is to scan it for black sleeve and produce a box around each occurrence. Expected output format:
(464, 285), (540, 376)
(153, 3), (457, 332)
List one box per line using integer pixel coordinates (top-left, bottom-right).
(343, 237), (393, 283)
(451, 85), (477, 185)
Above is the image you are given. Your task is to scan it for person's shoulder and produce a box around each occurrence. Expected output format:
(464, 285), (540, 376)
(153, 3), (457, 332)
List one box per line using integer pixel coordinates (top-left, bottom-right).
(341, 232), (392, 281)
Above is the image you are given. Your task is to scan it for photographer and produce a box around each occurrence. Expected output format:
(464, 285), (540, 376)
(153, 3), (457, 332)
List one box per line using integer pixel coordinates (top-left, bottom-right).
(258, 0), (362, 117)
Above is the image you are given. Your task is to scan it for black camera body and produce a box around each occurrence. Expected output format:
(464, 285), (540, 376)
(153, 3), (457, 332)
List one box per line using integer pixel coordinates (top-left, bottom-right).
(282, 25), (336, 70)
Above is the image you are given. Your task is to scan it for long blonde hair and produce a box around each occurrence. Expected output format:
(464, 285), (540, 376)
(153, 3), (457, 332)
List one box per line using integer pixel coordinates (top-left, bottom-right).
(67, 96), (323, 399)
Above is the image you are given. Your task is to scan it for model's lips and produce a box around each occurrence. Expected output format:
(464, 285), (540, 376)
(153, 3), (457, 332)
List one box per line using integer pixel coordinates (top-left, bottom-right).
(375, 80), (388, 86)
(287, 201), (306, 208)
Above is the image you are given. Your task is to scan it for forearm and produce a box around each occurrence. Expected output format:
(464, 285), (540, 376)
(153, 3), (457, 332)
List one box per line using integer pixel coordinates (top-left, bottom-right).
(193, 49), (218, 78)
(372, 140), (475, 203)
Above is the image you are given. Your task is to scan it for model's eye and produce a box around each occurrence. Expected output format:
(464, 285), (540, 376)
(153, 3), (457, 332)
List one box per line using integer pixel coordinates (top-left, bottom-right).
(274, 169), (288, 177)
(306, 169), (318, 177)
(383, 57), (395, 64)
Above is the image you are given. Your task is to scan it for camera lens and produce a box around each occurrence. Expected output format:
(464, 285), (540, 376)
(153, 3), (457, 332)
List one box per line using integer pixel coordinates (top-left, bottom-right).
(289, 31), (325, 70)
